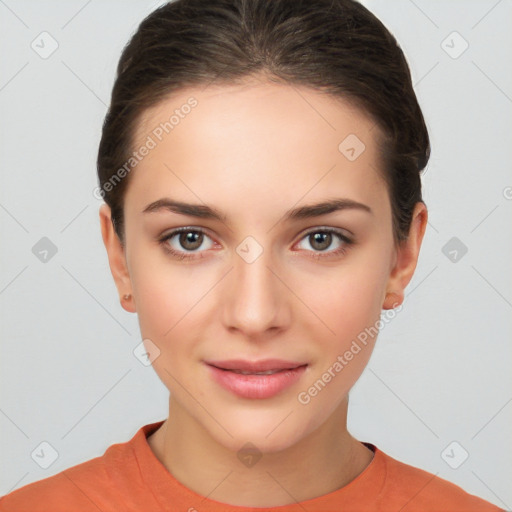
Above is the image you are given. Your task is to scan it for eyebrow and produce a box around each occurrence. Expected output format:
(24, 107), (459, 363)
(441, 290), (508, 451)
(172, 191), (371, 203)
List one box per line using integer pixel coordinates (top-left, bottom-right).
(142, 197), (372, 222)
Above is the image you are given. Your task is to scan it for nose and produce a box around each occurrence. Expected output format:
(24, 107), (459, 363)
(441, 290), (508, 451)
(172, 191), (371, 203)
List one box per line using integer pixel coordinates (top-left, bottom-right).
(221, 240), (291, 339)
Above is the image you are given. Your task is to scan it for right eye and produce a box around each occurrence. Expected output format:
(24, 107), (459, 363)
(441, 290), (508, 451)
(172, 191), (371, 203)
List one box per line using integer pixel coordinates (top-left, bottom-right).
(158, 227), (215, 260)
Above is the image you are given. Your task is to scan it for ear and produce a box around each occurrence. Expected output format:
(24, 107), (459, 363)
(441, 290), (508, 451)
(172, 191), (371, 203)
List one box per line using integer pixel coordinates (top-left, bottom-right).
(99, 204), (136, 313)
(382, 202), (428, 310)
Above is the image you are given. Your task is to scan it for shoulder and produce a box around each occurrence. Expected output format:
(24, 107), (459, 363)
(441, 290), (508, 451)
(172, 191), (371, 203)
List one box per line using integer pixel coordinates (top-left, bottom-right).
(374, 446), (503, 511)
(0, 458), (108, 512)
(0, 432), (143, 512)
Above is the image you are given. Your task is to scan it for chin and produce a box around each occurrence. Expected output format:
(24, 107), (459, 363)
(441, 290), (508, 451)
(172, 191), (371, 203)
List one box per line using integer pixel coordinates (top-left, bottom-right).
(206, 409), (312, 455)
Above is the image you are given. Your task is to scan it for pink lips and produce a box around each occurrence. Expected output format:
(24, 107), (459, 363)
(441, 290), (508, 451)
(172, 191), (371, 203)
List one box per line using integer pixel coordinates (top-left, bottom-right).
(205, 359), (308, 399)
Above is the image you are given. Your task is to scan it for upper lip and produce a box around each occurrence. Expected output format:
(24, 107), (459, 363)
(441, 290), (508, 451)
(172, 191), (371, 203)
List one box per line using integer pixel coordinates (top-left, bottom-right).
(205, 359), (307, 372)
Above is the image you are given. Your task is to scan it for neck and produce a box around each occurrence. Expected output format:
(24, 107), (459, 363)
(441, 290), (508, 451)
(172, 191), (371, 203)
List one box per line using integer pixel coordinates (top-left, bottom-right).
(148, 395), (374, 507)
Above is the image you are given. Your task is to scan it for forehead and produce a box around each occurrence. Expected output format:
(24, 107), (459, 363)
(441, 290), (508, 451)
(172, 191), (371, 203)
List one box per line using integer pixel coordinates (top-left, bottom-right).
(127, 80), (388, 222)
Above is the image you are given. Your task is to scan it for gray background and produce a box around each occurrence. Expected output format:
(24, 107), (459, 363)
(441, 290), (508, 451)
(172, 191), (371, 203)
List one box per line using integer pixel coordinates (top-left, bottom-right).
(0, 0), (511, 508)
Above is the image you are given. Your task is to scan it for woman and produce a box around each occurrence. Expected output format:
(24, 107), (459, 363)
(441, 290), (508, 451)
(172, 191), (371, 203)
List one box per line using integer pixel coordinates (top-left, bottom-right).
(0, 0), (504, 510)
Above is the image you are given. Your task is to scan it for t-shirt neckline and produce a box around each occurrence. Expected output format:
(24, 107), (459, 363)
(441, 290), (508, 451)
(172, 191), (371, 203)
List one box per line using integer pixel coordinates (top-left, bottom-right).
(132, 420), (385, 510)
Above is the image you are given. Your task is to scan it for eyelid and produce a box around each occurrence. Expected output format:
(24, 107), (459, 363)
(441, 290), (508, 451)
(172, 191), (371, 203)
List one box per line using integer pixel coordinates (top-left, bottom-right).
(299, 225), (353, 241)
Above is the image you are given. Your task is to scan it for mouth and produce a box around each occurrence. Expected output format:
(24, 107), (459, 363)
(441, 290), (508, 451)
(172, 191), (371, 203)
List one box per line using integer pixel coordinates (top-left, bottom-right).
(205, 358), (307, 374)
(204, 359), (308, 399)
(217, 368), (297, 375)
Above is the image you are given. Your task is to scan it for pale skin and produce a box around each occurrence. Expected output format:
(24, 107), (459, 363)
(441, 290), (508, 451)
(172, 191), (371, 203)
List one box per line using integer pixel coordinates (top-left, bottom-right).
(99, 77), (427, 507)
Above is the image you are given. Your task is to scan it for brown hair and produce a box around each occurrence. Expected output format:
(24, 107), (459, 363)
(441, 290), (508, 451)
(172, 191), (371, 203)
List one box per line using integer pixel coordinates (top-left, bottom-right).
(97, 0), (430, 245)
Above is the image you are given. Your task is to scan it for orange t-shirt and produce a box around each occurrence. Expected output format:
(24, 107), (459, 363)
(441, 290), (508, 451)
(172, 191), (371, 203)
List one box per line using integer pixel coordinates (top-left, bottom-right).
(0, 420), (503, 512)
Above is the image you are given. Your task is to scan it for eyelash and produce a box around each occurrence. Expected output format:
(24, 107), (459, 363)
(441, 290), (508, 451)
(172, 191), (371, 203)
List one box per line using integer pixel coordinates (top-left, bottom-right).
(157, 227), (353, 261)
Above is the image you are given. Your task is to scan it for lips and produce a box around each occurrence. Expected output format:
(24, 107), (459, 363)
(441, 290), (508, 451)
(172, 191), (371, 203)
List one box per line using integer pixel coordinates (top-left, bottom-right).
(205, 358), (306, 374)
(205, 359), (308, 399)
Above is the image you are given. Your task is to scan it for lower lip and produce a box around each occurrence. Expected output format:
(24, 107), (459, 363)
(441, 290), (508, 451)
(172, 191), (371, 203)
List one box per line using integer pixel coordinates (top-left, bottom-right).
(206, 364), (307, 399)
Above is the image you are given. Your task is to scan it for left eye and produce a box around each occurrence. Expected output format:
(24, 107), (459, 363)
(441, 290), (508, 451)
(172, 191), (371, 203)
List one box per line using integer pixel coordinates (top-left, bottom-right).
(296, 228), (352, 255)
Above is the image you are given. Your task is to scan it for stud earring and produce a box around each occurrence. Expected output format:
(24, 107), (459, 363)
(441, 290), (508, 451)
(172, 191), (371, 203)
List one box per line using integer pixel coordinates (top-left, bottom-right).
(122, 294), (131, 301)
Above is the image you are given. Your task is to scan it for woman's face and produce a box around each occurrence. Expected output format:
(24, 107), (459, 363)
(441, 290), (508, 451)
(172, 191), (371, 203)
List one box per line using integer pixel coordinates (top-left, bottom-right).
(101, 79), (424, 453)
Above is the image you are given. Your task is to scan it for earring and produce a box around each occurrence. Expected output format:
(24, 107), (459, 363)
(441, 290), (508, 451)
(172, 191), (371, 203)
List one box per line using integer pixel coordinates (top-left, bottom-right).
(122, 293), (131, 301)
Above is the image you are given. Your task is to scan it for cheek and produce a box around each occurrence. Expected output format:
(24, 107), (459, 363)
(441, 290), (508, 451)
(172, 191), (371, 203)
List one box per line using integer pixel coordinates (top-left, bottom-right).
(295, 267), (387, 416)
(131, 266), (201, 386)
(129, 246), (204, 337)
(299, 258), (389, 344)
(132, 275), (174, 339)
(128, 252), (222, 388)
